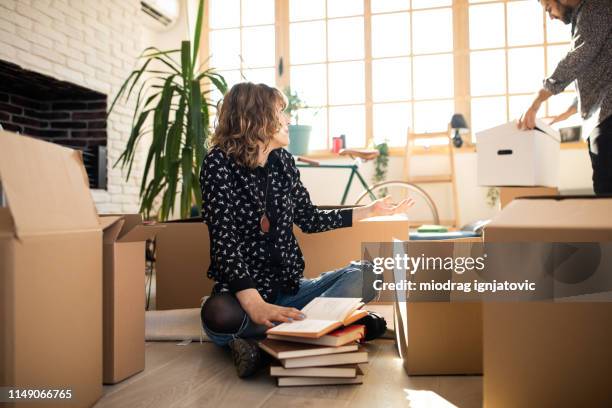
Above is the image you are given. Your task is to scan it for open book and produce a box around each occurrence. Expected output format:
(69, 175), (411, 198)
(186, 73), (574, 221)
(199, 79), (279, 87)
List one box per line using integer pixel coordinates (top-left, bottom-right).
(266, 297), (367, 338)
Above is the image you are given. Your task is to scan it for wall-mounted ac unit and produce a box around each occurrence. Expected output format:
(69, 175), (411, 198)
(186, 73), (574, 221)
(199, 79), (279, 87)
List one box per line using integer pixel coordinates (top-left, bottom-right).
(140, 0), (180, 31)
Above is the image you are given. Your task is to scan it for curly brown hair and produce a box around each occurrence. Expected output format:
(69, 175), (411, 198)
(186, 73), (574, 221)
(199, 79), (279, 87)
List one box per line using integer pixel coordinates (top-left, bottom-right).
(209, 82), (287, 169)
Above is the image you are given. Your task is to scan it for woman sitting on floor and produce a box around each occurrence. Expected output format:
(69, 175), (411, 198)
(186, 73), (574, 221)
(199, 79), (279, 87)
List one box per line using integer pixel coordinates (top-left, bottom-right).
(199, 82), (413, 378)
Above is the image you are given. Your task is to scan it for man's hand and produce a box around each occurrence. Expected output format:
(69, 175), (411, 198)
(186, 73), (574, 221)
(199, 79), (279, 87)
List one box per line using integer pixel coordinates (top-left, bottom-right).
(518, 88), (553, 130)
(236, 288), (305, 328)
(548, 104), (578, 125)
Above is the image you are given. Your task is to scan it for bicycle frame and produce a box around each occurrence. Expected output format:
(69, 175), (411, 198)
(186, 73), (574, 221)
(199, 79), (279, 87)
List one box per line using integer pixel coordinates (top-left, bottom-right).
(297, 162), (377, 205)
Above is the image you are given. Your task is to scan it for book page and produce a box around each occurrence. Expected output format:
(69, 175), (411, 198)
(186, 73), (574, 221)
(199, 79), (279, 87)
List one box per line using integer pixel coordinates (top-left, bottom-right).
(267, 319), (334, 334)
(301, 297), (362, 321)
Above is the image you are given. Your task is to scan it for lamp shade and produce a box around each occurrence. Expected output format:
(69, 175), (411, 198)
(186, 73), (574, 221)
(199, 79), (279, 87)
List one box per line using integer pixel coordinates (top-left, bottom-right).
(450, 113), (469, 130)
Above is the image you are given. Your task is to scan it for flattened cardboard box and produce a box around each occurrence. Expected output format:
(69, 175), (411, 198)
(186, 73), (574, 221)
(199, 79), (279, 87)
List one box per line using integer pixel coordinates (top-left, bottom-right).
(155, 212), (411, 309)
(100, 214), (164, 384)
(0, 131), (102, 408)
(391, 238), (483, 375)
(483, 196), (612, 408)
(498, 186), (558, 209)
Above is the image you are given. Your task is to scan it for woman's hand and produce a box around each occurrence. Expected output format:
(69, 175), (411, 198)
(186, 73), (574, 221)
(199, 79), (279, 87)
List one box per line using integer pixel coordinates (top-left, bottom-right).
(354, 195), (414, 222)
(236, 288), (306, 328)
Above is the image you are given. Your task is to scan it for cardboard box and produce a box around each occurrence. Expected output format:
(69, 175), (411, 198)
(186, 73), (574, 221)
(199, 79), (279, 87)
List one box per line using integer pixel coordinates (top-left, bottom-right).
(155, 213), (411, 309)
(295, 214), (411, 281)
(498, 186), (559, 209)
(0, 131), (103, 407)
(483, 196), (612, 408)
(100, 214), (164, 384)
(155, 217), (215, 310)
(392, 238), (484, 375)
(477, 119), (560, 187)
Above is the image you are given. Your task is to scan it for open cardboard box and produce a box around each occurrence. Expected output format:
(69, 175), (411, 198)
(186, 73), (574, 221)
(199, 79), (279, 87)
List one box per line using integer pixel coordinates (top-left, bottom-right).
(483, 196), (612, 407)
(477, 119), (560, 187)
(100, 214), (164, 384)
(0, 131), (103, 407)
(498, 186), (558, 209)
(391, 237), (484, 375)
(155, 209), (411, 309)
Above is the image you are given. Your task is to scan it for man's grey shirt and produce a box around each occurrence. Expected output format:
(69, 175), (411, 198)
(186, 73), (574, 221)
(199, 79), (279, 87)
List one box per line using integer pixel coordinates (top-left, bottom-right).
(543, 0), (612, 125)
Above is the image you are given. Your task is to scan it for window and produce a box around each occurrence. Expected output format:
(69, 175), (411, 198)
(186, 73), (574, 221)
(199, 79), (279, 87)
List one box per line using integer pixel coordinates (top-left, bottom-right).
(468, 0), (574, 137)
(204, 0), (575, 151)
(208, 0), (276, 103)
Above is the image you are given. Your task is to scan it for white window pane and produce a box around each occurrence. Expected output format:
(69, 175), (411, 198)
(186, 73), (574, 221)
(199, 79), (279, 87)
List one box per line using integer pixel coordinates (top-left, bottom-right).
(210, 0), (239, 29)
(290, 64), (327, 106)
(242, 25), (275, 68)
(328, 61), (365, 105)
(371, 13), (410, 58)
(413, 54), (454, 99)
(241, 0), (274, 26)
(327, 0), (363, 18)
(211, 70), (242, 104)
(371, 0), (409, 14)
(243, 67), (275, 86)
(299, 107), (328, 149)
(470, 50), (506, 96)
(413, 9), (453, 54)
(329, 105), (366, 148)
(210, 29), (241, 70)
(373, 103), (412, 147)
(290, 21), (327, 64)
(546, 19), (572, 43)
(328, 17), (364, 61)
(413, 100), (454, 133)
(471, 96), (507, 135)
(372, 58), (411, 102)
(412, 0), (451, 9)
(508, 47), (544, 94)
(547, 44), (571, 77)
(508, 95), (534, 122)
(290, 0), (325, 22)
(507, 1), (543, 46)
(547, 92), (577, 119)
(469, 3), (505, 50)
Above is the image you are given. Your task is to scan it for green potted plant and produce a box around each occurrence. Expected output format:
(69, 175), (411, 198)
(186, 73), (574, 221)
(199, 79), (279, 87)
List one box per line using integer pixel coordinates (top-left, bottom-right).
(373, 141), (389, 198)
(108, 0), (227, 221)
(284, 87), (312, 156)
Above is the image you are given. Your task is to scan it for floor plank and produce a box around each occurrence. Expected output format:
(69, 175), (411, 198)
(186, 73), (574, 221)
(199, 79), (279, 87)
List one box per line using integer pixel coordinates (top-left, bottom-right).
(95, 339), (482, 408)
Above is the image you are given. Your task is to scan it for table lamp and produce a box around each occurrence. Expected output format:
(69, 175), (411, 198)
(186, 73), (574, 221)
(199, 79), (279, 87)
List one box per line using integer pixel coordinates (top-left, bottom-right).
(450, 113), (469, 148)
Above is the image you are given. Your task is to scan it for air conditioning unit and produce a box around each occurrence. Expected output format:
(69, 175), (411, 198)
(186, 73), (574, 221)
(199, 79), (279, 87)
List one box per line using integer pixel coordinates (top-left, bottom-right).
(140, 0), (180, 31)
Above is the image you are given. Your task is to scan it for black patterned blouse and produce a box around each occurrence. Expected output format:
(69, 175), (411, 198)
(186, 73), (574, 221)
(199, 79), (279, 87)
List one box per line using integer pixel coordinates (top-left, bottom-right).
(200, 145), (353, 302)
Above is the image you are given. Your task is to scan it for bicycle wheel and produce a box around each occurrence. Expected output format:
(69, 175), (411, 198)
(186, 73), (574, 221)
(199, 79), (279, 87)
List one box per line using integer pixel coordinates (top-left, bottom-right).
(354, 181), (440, 225)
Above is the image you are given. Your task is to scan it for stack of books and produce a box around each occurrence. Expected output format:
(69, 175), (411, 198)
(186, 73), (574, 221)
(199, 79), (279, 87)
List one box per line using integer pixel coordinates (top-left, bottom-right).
(258, 297), (369, 387)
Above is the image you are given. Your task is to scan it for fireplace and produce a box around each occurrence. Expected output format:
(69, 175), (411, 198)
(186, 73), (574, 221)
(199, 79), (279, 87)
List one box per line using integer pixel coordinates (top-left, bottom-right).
(0, 60), (108, 190)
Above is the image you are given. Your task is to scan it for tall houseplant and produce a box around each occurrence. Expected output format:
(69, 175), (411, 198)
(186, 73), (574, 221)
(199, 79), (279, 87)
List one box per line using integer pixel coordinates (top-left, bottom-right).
(284, 86), (312, 156)
(108, 0), (227, 221)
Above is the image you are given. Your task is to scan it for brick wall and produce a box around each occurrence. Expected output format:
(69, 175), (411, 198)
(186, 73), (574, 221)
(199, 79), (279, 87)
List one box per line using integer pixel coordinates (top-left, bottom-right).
(0, 0), (150, 214)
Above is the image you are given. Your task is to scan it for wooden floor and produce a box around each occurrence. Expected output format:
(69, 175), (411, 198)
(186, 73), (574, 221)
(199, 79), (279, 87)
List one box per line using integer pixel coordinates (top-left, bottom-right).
(94, 339), (482, 408)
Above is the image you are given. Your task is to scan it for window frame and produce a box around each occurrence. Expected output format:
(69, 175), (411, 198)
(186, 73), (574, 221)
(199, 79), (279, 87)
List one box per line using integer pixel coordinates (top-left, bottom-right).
(200, 0), (576, 156)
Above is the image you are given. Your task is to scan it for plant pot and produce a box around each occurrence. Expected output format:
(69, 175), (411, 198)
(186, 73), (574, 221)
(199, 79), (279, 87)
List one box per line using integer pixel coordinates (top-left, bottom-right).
(287, 124), (312, 156)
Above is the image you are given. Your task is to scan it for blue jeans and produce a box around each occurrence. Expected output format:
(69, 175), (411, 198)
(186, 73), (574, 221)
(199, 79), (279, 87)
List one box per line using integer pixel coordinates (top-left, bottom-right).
(201, 260), (378, 347)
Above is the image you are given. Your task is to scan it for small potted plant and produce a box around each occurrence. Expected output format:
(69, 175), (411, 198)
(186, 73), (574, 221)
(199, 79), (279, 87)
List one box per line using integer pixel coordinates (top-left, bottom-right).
(284, 87), (312, 156)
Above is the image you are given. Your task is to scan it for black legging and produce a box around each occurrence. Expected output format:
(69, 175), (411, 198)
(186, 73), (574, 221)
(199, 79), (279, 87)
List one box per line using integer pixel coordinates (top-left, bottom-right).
(200, 292), (247, 334)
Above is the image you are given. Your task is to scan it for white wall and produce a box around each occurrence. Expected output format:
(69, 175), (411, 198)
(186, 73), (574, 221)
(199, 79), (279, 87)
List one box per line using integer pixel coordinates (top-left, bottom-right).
(0, 0), (193, 215)
(300, 147), (594, 226)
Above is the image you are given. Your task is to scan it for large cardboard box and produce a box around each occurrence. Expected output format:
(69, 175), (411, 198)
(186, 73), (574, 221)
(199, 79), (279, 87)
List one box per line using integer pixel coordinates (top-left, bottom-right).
(155, 217), (215, 310)
(483, 196), (612, 408)
(100, 214), (164, 384)
(0, 131), (103, 407)
(477, 119), (560, 187)
(155, 213), (411, 309)
(498, 186), (558, 209)
(392, 238), (484, 375)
